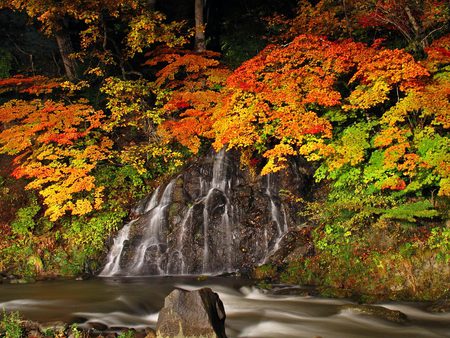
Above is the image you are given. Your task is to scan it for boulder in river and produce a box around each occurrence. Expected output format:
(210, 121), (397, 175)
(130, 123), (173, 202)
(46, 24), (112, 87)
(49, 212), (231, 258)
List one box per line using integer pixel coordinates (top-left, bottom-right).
(156, 288), (227, 338)
(341, 304), (408, 323)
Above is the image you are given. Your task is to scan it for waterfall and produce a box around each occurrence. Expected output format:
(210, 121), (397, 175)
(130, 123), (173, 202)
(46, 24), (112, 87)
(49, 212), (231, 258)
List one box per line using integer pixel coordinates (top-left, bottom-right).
(263, 174), (289, 261)
(129, 180), (175, 274)
(99, 220), (134, 276)
(100, 149), (292, 277)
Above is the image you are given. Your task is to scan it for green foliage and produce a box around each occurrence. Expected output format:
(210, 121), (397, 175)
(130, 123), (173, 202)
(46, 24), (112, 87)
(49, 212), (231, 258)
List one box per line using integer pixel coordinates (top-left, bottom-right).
(0, 310), (22, 338)
(253, 264), (277, 281)
(428, 226), (450, 262)
(10, 197), (40, 236)
(69, 323), (83, 338)
(378, 201), (439, 222)
(0, 49), (12, 78)
(63, 210), (126, 252)
(117, 330), (135, 338)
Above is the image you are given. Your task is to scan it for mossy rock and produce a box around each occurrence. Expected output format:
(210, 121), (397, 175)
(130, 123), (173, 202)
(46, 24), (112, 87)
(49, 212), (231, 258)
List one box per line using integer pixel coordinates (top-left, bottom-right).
(340, 304), (408, 323)
(427, 299), (450, 313)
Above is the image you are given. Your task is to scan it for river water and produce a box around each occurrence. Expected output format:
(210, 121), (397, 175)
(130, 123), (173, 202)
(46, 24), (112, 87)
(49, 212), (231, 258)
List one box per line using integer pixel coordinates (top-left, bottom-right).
(0, 277), (449, 338)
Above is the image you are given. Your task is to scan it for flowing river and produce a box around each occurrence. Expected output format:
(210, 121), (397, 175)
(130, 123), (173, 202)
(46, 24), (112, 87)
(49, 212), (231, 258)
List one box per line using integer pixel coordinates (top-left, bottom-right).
(0, 277), (449, 337)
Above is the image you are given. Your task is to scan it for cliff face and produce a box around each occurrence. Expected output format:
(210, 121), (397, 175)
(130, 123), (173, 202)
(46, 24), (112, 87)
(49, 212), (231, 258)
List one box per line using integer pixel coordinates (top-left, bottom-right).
(100, 149), (312, 276)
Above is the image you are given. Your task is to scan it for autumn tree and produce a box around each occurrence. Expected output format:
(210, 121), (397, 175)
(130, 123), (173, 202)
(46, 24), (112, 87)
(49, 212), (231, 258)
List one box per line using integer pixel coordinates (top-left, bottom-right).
(267, 0), (449, 52)
(141, 47), (230, 155)
(353, 0), (449, 50)
(0, 0), (189, 80)
(0, 77), (111, 220)
(211, 32), (449, 220)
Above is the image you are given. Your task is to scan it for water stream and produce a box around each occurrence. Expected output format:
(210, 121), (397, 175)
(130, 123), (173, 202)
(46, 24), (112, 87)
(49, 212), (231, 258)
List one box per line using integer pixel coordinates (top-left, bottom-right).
(0, 278), (449, 338)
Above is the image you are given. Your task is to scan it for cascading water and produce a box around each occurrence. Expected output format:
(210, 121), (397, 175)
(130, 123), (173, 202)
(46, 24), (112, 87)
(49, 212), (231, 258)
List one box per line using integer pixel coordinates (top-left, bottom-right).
(100, 149), (293, 277)
(263, 174), (289, 261)
(99, 220), (134, 276)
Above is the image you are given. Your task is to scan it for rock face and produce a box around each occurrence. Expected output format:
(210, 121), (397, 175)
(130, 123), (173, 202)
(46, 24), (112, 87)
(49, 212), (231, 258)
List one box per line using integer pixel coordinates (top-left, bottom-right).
(100, 148), (311, 276)
(156, 288), (227, 338)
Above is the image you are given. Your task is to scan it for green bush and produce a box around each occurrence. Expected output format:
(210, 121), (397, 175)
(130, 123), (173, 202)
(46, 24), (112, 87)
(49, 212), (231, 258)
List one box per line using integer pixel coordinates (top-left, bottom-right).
(0, 310), (22, 338)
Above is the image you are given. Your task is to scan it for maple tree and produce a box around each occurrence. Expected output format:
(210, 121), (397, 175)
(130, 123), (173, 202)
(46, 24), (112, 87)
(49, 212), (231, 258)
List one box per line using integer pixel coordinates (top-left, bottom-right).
(211, 32), (449, 206)
(353, 0), (449, 50)
(147, 47), (231, 154)
(0, 78), (111, 220)
(267, 0), (449, 52)
(212, 35), (360, 174)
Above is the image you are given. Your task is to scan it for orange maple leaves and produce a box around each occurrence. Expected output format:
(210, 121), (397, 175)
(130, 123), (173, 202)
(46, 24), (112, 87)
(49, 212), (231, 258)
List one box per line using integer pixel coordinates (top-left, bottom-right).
(151, 48), (231, 154)
(0, 96), (111, 220)
(159, 33), (448, 199)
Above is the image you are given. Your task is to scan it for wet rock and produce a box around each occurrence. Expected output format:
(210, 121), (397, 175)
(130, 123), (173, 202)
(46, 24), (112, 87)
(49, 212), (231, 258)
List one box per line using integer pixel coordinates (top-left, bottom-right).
(88, 322), (108, 331)
(145, 328), (157, 338)
(341, 304), (408, 323)
(264, 228), (312, 264)
(156, 288), (227, 338)
(101, 148), (312, 276)
(427, 299), (450, 313)
(269, 285), (317, 296)
(21, 320), (42, 337)
(39, 321), (67, 335)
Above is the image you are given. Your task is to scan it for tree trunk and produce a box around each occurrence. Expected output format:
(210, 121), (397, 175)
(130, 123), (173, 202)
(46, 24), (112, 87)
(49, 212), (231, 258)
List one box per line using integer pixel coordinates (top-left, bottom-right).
(55, 29), (76, 81)
(148, 0), (156, 10)
(194, 0), (206, 52)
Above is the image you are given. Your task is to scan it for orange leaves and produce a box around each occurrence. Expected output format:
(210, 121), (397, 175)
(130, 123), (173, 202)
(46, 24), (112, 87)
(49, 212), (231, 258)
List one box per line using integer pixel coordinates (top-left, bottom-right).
(346, 48), (429, 110)
(0, 98), (111, 220)
(215, 30), (448, 202)
(0, 75), (60, 95)
(0, 100), (104, 153)
(150, 48), (230, 154)
(227, 35), (361, 107)
(381, 176), (407, 191)
(146, 48), (223, 89)
(214, 35), (368, 174)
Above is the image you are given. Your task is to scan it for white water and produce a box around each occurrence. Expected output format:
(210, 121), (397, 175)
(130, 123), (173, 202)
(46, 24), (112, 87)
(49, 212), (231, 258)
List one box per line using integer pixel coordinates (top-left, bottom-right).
(263, 173), (289, 261)
(100, 149), (289, 276)
(1, 278), (448, 338)
(99, 220), (134, 276)
(129, 180), (175, 274)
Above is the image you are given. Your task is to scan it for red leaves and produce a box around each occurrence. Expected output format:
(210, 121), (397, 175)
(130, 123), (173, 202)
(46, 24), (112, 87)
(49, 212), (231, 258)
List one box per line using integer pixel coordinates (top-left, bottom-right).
(0, 75), (60, 95)
(0, 98), (111, 220)
(381, 177), (407, 191)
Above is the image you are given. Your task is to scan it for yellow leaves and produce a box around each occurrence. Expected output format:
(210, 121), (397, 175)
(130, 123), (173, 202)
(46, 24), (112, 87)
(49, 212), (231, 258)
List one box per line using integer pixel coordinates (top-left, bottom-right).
(0, 98), (111, 220)
(101, 77), (160, 132)
(261, 143), (297, 175)
(325, 124), (371, 171)
(126, 12), (190, 57)
(345, 48), (429, 110)
(117, 144), (184, 175)
(346, 81), (391, 110)
(438, 178), (450, 197)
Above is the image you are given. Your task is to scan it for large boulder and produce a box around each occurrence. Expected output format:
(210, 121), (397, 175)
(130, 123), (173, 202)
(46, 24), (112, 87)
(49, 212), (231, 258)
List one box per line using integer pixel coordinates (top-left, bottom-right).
(156, 288), (227, 338)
